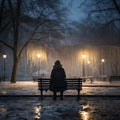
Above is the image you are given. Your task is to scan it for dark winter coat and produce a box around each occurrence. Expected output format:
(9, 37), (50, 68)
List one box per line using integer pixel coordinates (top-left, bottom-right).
(49, 65), (67, 92)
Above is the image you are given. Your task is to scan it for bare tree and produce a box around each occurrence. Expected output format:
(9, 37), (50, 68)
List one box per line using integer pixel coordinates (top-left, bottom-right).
(87, 0), (120, 30)
(0, 0), (68, 83)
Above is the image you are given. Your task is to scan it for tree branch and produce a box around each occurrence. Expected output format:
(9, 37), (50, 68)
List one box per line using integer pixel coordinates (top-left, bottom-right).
(18, 36), (48, 59)
(7, 0), (16, 31)
(112, 0), (120, 14)
(91, 8), (116, 13)
(107, 18), (120, 24)
(17, 2), (67, 59)
(0, 0), (5, 27)
(0, 22), (9, 32)
(0, 39), (13, 50)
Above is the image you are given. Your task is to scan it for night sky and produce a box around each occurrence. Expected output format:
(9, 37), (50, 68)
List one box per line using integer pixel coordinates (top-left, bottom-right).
(64, 0), (86, 21)
(58, 0), (120, 45)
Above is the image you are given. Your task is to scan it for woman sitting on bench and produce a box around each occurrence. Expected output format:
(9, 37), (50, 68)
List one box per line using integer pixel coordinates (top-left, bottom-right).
(49, 60), (67, 100)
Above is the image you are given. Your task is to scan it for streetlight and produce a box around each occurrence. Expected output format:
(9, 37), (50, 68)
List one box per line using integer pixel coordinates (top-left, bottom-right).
(87, 61), (90, 64)
(101, 59), (105, 75)
(87, 61), (90, 76)
(37, 54), (41, 78)
(3, 54), (7, 81)
(82, 54), (86, 77)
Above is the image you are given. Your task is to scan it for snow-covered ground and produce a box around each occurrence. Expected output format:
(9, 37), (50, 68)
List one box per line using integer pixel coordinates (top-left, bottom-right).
(0, 80), (120, 95)
(0, 80), (120, 120)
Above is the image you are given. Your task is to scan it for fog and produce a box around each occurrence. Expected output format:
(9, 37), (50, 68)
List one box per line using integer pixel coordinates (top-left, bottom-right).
(0, 43), (120, 80)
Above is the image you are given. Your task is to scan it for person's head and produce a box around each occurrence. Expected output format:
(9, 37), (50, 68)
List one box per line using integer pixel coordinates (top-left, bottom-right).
(55, 60), (61, 65)
(54, 60), (62, 68)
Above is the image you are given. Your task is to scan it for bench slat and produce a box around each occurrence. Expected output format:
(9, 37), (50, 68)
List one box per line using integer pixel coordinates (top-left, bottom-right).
(38, 78), (82, 98)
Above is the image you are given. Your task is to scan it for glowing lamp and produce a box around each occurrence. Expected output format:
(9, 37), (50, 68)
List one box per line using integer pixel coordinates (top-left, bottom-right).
(3, 55), (7, 59)
(82, 54), (86, 58)
(37, 54), (41, 58)
(87, 61), (90, 64)
(101, 59), (105, 62)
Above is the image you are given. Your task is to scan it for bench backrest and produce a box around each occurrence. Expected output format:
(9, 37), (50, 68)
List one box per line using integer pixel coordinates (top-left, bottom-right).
(110, 76), (120, 79)
(38, 78), (82, 91)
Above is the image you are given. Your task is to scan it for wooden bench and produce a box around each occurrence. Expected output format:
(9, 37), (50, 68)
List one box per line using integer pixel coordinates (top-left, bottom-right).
(110, 76), (120, 83)
(96, 75), (109, 81)
(38, 78), (82, 99)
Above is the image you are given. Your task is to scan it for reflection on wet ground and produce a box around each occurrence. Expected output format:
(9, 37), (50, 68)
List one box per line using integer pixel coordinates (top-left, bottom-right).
(0, 97), (120, 120)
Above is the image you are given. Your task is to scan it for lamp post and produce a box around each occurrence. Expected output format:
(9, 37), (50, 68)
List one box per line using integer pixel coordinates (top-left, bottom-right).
(101, 59), (105, 75)
(3, 55), (7, 81)
(82, 54), (86, 77)
(37, 54), (41, 77)
(87, 61), (90, 76)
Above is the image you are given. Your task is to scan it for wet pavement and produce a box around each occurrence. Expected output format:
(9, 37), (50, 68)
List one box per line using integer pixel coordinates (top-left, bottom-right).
(0, 80), (120, 120)
(0, 97), (120, 120)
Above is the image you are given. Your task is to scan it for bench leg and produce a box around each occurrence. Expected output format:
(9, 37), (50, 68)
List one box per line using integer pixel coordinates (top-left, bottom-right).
(77, 90), (80, 100)
(83, 78), (86, 83)
(91, 79), (93, 84)
(110, 79), (111, 84)
(40, 90), (43, 100)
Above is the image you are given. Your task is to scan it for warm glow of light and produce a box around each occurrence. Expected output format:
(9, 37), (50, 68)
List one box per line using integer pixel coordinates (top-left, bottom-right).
(34, 106), (41, 119)
(37, 54), (41, 58)
(3, 55), (7, 59)
(79, 105), (90, 120)
(87, 61), (90, 64)
(34, 106), (40, 113)
(101, 59), (105, 62)
(80, 111), (89, 120)
(82, 54), (86, 58)
(77, 51), (90, 63)
(27, 48), (47, 65)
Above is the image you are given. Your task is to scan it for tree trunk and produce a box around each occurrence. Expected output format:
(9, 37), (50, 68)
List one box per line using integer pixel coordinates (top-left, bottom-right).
(8, 0), (21, 83)
(11, 55), (19, 83)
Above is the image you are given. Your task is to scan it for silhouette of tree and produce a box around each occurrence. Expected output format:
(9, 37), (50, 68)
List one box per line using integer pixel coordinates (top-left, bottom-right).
(0, 0), (68, 83)
(87, 0), (120, 30)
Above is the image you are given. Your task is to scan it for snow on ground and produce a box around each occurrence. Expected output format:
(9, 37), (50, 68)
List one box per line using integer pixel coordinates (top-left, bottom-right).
(0, 80), (120, 95)
(0, 80), (120, 120)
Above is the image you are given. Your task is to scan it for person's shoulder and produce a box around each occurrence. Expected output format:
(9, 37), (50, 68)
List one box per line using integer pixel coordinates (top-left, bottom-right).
(61, 67), (65, 71)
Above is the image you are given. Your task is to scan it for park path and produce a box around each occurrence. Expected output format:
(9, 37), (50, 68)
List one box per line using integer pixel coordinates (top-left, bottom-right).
(0, 81), (120, 96)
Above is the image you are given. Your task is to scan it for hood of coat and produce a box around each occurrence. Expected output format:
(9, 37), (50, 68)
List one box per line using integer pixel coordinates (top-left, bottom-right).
(53, 60), (62, 69)
(53, 64), (62, 69)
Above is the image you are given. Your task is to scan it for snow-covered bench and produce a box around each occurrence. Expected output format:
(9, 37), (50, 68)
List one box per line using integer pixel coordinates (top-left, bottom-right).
(110, 76), (120, 83)
(38, 78), (82, 99)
